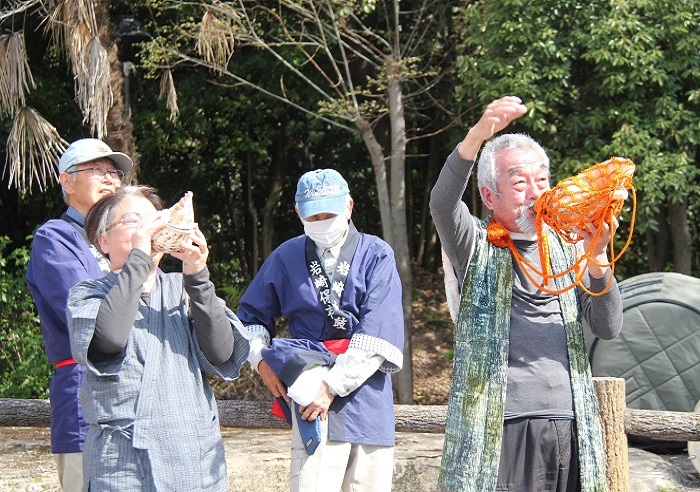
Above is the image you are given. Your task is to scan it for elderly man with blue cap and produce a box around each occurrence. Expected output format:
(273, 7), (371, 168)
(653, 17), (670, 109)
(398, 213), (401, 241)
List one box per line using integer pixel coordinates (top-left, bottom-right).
(26, 138), (133, 492)
(238, 169), (405, 491)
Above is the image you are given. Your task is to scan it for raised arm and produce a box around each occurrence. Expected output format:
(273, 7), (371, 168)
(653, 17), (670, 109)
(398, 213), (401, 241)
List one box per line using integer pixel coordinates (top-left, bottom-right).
(457, 96), (529, 161)
(430, 96), (528, 284)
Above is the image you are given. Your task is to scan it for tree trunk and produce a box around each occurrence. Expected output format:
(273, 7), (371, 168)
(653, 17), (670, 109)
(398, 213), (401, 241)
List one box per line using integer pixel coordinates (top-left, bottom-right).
(387, 61), (413, 403)
(246, 153), (260, 275)
(416, 136), (441, 267)
(424, 223), (438, 271)
(647, 204), (669, 271)
(261, 145), (285, 259)
(356, 116), (393, 245)
(224, 168), (249, 277)
(96, 0), (138, 180)
(423, 137), (442, 271)
(668, 198), (692, 274)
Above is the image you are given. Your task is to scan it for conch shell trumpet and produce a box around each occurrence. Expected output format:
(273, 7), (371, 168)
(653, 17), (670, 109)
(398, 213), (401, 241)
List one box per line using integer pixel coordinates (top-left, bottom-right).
(151, 191), (195, 253)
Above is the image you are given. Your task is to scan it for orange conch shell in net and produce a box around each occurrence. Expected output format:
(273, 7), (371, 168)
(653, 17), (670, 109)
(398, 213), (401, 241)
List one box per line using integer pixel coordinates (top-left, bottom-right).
(151, 191), (195, 253)
(534, 157), (635, 242)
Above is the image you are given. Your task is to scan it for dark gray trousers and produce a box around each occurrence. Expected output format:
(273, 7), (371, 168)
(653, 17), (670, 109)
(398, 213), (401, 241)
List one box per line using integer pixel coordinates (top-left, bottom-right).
(496, 418), (580, 492)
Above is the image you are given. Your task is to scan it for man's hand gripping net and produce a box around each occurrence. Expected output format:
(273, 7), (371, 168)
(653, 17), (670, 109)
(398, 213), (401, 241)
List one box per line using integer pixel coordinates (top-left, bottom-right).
(488, 157), (636, 296)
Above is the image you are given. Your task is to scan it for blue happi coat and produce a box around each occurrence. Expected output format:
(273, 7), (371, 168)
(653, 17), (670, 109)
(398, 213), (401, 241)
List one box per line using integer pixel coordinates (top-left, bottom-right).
(237, 229), (404, 446)
(25, 210), (111, 454)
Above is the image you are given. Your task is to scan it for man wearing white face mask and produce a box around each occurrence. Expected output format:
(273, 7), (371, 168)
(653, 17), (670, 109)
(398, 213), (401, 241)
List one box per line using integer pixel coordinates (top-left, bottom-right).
(238, 169), (404, 492)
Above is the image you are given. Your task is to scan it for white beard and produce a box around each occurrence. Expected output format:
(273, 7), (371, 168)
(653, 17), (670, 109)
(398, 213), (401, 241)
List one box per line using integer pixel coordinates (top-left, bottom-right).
(515, 204), (536, 234)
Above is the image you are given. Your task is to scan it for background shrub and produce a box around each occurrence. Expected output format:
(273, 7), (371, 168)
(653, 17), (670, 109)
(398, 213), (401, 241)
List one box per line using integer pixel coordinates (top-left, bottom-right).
(0, 236), (51, 398)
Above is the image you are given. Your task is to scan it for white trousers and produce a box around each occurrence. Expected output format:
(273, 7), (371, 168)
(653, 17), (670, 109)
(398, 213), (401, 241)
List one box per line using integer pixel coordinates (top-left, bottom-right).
(290, 411), (394, 492)
(55, 452), (83, 492)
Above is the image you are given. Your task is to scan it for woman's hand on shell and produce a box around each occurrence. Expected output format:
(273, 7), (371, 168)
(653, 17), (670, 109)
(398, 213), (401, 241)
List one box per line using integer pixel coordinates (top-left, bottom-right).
(131, 212), (168, 258)
(171, 224), (209, 275)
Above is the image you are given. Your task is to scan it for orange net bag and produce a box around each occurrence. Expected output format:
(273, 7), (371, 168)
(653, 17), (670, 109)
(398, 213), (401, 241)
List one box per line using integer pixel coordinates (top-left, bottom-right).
(535, 157), (635, 244)
(151, 191), (195, 253)
(487, 157), (636, 296)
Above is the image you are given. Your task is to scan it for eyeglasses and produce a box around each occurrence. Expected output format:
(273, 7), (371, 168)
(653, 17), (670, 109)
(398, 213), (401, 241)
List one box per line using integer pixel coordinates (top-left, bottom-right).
(105, 212), (143, 232)
(67, 166), (125, 181)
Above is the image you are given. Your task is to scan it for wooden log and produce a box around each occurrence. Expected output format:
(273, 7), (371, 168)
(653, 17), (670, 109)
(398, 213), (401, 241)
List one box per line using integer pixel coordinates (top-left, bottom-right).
(395, 404), (447, 433)
(216, 400), (288, 429)
(594, 377), (629, 492)
(2, 398), (699, 441)
(626, 408), (700, 442)
(0, 398), (450, 432)
(0, 398), (50, 427)
(0, 399), (293, 429)
(217, 401), (449, 433)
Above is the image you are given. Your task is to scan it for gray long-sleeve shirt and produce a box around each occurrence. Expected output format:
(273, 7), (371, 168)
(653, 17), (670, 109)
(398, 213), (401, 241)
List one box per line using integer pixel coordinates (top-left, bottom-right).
(90, 249), (234, 366)
(430, 147), (623, 419)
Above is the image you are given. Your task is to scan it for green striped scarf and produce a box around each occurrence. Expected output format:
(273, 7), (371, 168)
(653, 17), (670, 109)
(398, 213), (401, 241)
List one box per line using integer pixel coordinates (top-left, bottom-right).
(439, 218), (608, 492)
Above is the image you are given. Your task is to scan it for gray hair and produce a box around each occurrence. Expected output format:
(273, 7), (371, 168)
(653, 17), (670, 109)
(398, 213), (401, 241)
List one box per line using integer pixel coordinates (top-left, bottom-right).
(85, 185), (164, 250)
(60, 174), (76, 205)
(476, 133), (549, 201)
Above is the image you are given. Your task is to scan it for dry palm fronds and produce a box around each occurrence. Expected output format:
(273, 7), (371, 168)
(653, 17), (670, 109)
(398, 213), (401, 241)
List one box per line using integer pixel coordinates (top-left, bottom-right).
(0, 36), (8, 113)
(159, 68), (179, 122)
(0, 32), (36, 113)
(47, 0), (88, 26)
(75, 36), (112, 139)
(0, 0), (43, 23)
(47, 0), (98, 59)
(67, 21), (95, 76)
(196, 7), (236, 69)
(3, 106), (68, 193)
(46, 0), (109, 137)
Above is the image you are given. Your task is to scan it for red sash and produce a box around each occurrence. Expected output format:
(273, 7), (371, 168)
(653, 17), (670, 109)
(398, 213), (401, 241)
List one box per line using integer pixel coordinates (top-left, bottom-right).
(322, 338), (351, 356)
(271, 339), (351, 421)
(55, 358), (77, 368)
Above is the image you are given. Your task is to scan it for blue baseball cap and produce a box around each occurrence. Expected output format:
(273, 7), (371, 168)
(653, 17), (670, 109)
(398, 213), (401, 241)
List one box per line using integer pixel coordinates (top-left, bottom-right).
(295, 169), (350, 219)
(58, 138), (134, 174)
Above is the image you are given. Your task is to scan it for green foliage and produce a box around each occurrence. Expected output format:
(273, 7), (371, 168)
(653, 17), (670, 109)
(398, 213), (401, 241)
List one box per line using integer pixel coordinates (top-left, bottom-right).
(129, 59), (323, 271)
(0, 236), (51, 398)
(454, 0), (700, 275)
(209, 259), (250, 310)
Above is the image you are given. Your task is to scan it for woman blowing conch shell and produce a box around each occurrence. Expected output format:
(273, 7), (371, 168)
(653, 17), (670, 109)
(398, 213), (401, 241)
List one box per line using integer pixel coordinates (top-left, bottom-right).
(66, 185), (249, 491)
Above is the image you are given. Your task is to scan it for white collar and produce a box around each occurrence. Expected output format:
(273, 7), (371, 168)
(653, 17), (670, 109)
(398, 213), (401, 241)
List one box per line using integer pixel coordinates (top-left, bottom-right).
(314, 239), (344, 259)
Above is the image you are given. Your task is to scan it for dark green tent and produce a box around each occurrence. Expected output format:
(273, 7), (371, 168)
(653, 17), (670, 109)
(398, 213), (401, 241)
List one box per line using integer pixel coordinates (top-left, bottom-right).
(586, 272), (700, 413)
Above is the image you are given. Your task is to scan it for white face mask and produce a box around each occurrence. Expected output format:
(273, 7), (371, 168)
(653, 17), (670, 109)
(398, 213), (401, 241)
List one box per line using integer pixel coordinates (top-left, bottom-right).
(303, 213), (350, 249)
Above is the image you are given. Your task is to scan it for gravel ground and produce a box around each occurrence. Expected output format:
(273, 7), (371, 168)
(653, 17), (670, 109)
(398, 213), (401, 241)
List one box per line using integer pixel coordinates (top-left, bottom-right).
(1, 426), (699, 492)
(0, 427), (58, 491)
